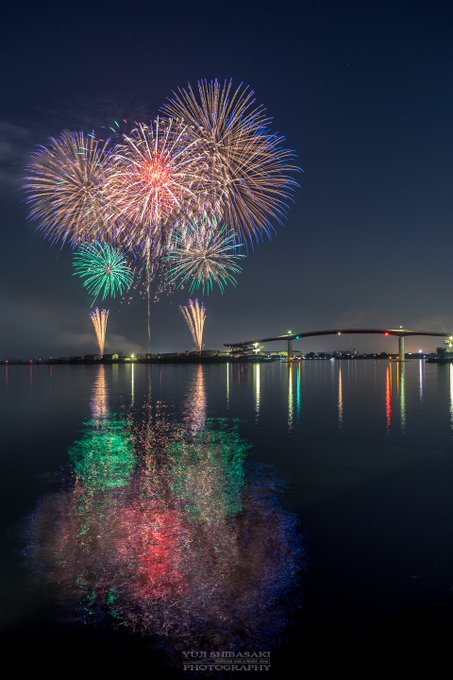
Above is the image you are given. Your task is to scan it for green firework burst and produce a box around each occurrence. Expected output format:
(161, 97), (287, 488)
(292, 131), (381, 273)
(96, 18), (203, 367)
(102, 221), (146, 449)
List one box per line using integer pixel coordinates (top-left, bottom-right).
(73, 242), (133, 304)
(166, 217), (245, 295)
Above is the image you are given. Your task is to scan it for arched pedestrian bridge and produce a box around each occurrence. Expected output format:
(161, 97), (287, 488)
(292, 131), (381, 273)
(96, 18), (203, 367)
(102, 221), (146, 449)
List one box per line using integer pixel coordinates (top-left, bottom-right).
(225, 328), (453, 361)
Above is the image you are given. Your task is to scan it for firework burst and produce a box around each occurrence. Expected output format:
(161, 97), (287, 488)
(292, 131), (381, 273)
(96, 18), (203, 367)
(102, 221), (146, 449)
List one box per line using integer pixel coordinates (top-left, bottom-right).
(24, 131), (111, 246)
(167, 217), (244, 294)
(162, 79), (300, 243)
(104, 117), (211, 252)
(73, 242), (133, 304)
(180, 299), (206, 353)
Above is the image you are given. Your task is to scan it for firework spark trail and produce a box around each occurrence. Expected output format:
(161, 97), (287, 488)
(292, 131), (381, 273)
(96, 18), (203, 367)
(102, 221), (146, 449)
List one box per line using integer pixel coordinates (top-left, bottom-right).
(179, 299), (206, 353)
(127, 253), (175, 304)
(24, 131), (111, 246)
(162, 78), (300, 243)
(167, 217), (244, 294)
(73, 242), (133, 304)
(90, 308), (109, 356)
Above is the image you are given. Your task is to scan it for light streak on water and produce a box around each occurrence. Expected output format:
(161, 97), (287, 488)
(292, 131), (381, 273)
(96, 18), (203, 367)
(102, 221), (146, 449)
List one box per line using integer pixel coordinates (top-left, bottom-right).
(419, 360), (424, 402)
(399, 362), (406, 434)
(338, 365), (343, 430)
(91, 365), (108, 420)
(449, 364), (453, 430)
(386, 364), (392, 433)
(296, 362), (302, 423)
(254, 363), (261, 421)
(185, 365), (207, 434)
(226, 362), (230, 410)
(288, 363), (294, 432)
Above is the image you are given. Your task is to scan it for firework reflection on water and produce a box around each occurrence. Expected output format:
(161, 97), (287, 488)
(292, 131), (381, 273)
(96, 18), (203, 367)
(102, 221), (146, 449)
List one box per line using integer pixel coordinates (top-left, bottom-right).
(27, 366), (304, 655)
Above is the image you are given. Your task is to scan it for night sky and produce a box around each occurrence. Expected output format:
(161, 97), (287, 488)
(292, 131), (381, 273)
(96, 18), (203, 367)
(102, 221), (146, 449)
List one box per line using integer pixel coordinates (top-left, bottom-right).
(1, 0), (453, 358)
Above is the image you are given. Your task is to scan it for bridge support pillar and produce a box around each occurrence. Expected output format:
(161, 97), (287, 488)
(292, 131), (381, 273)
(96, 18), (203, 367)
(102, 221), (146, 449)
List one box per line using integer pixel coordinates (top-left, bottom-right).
(287, 339), (293, 360)
(398, 335), (405, 361)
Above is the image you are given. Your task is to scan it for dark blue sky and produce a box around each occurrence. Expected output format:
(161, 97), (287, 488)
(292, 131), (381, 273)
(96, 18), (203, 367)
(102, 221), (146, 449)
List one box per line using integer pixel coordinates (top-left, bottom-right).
(1, 0), (453, 357)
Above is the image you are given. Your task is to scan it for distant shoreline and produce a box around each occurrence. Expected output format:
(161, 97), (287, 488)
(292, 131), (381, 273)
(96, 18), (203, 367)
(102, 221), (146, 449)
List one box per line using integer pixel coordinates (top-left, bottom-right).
(1, 354), (432, 366)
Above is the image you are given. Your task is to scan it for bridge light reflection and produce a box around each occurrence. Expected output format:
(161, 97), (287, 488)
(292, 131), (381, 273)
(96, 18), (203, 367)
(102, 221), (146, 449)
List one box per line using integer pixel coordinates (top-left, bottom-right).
(449, 365), (453, 430)
(288, 363), (294, 432)
(419, 359), (424, 402)
(386, 364), (392, 433)
(397, 362), (406, 434)
(338, 365), (343, 430)
(226, 362), (230, 409)
(296, 362), (302, 423)
(254, 363), (261, 421)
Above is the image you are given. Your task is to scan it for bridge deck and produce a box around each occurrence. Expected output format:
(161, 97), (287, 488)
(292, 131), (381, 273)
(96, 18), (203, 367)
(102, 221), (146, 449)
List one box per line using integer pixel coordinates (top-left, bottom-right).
(225, 328), (452, 348)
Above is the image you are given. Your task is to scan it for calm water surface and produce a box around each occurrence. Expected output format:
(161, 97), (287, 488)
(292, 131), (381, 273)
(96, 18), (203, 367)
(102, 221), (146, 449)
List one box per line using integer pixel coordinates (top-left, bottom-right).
(2, 360), (453, 674)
